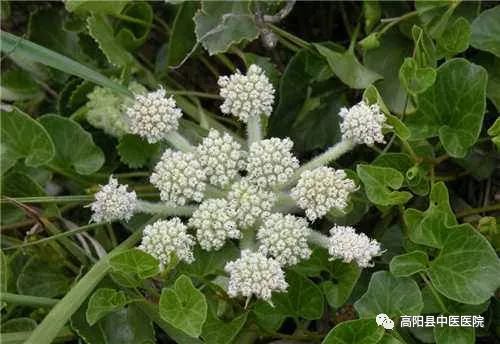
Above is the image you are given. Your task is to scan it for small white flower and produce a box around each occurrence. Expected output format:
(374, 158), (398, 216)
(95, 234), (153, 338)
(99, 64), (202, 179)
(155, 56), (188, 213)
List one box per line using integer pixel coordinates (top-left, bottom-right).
(89, 176), (137, 223)
(327, 225), (382, 268)
(257, 213), (311, 266)
(150, 149), (206, 206)
(225, 250), (288, 301)
(188, 198), (239, 251)
(339, 100), (387, 145)
(291, 167), (356, 221)
(218, 64), (275, 123)
(227, 179), (277, 227)
(246, 138), (299, 188)
(197, 129), (246, 187)
(126, 88), (182, 143)
(138, 218), (195, 268)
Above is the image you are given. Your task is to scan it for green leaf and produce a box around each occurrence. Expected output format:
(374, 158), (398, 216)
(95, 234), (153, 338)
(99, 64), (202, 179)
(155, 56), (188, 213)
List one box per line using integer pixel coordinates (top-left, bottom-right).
(364, 31), (413, 114)
(0, 250), (10, 293)
(167, 1), (198, 67)
(109, 248), (160, 287)
(357, 164), (412, 206)
(437, 17), (471, 56)
(321, 261), (360, 308)
(1, 317), (37, 333)
(322, 319), (385, 344)
(87, 13), (134, 67)
(415, 1), (457, 39)
(471, 5), (500, 58)
(178, 243), (239, 278)
(399, 57), (436, 95)
(433, 326), (474, 344)
(488, 118), (500, 149)
(314, 43), (382, 89)
(115, 2), (153, 50)
(405, 58), (487, 158)
(412, 25), (437, 68)
(254, 270), (324, 320)
(65, 0), (128, 14)
(117, 134), (159, 169)
(201, 302), (247, 344)
(428, 223), (500, 305)
(159, 275), (208, 337)
(0, 69), (42, 101)
(102, 305), (155, 344)
(0, 107), (55, 174)
(17, 257), (72, 298)
(194, 1), (259, 55)
(86, 288), (128, 326)
(39, 114), (104, 175)
(354, 271), (424, 318)
(363, 1), (381, 33)
(0, 31), (131, 96)
(389, 251), (429, 277)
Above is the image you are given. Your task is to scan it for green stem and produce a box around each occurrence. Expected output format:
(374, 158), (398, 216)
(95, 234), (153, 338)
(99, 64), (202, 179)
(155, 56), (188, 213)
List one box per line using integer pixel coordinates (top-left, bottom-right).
(24, 217), (158, 344)
(268, 24), (310, 49)
(166, 90), (222, 100)
(379, 10), (419, 36)
(216, 53), (236, 72)
(307, 230), (329, 248)
(0, 292), (59, 307)
(247, 115), (262, 146)
(1, 328), (75, 344)
(420, 272), (449, 314)
(286, 140), (356, 187)
(135, 200), (196, 217)
(240, 228), (257, 251)
(164, 131), (195, 152)
(456, 203), (500, 218)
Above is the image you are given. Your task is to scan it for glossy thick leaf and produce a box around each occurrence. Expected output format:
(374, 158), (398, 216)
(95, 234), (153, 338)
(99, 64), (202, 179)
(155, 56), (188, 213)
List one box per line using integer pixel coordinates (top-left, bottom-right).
(102, 305), (155, 344)
(0, 107), (55, 174)
(364, 31), (413, 114)
(389, 251), (428, 277)
(405, 58), (487, 158)
(437, 17), (471, 56)
(315, 44), (382, 89)
(434, 326), (474, 344)
(354, 271), (423, 318)
(17, 257), (72, 298)
(39, 115), (104, 175)
(159, 275), (207, 337)
(321, 261), (360, 308)
(474, 52), (500, 112)
(357, 164), (412, 206)
(471, 5), (500, 58)
(117, 134), (159, 169)
(194, 1), (259, 55)
(87, 14), (134, 67)
(109, 248), (159, 287)
(0, 32), (130, 96)
(399, 57), (436, 95)
(167, 1), (198, 67)
(201, 301), (247, 344)
(86, 288), (128, 326)
(412, 25), (437, 68)
(322, 319), (384, 344)
(255, 270), (324, 320)
(428, 223), (500, 305)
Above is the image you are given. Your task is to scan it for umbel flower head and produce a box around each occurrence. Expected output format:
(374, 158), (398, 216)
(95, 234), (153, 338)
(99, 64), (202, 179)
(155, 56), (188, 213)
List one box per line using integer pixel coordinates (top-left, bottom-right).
(218, 64), (275, 123)
(225, 250), (288, 301)
(246, 138), (299, 188)
(89, 176), (137, 223)
(188, 198), (239, 251)
(126, 88), (182, 143)
(138, 218), (195, 268)
(339, 100), (387, 145)
(328, 225), (382, 268)
(197, 129), (246, 187)
(227, 179), (277, 227)
(257, 213), (311, 266)
(150, 149), (206, 206)
(291, 167), (356, 221)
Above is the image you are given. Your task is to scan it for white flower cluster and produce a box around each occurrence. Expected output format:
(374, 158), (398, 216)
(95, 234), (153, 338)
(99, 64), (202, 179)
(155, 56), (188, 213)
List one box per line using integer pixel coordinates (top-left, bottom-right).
(339, 100), (387, 145)
(126, 88), (182, 143)
(257, 214), (311, 266)
(328, 225), (382, 268)
(291, 167), (356, 221)
(150, 149), (206, 206)
(89, 176), (137, 223)
(225, 250), (288, 301)
(247, 138), (299, 188)
(138, 218), (195, 268)
(218, 64), (275, 123)
(188, 198), (239, 251)
(227, 179), (277, 227)
(197, 129), (246, 187)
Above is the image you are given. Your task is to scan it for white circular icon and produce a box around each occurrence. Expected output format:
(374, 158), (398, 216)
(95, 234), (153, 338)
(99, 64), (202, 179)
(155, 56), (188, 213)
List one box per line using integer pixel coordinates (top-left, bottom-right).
(376, 313), (395, 330)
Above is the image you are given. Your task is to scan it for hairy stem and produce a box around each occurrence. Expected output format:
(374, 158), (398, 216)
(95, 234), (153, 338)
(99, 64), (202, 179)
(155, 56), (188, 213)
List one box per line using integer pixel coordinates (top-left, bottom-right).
(307, 230), (330, 248)
(136, 200), (196, 217)
(240, 228), (257, 251)
(164, 131), (195, 152)
(247, 115), (262, 146)
(456, 203), (500, 218)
